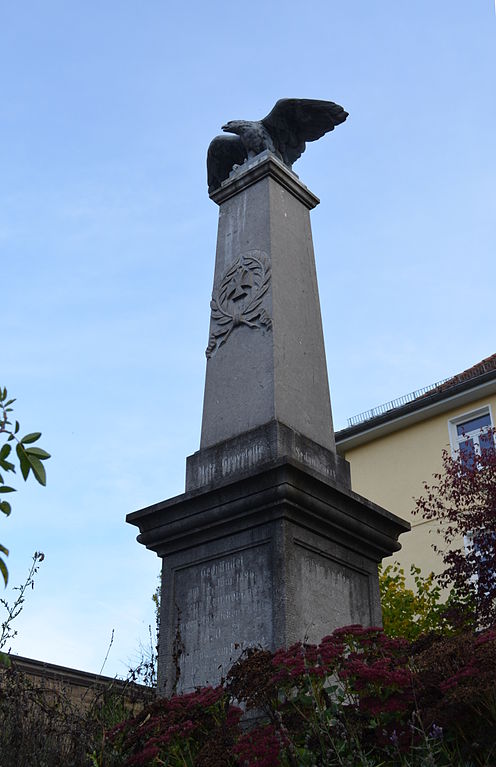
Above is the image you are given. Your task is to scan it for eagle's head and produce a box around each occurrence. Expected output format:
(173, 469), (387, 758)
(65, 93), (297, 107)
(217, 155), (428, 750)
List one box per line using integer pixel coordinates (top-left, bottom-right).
(221, 120), (249, 136)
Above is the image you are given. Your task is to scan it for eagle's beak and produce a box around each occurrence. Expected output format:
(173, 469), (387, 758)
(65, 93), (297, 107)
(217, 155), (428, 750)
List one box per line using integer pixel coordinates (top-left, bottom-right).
(221, 124), (229, 131)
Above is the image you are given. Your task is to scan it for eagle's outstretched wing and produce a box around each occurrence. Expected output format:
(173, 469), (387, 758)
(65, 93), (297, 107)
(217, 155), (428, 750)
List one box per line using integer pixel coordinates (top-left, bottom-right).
(261, 99), (348, 166)
(207, 135), (247, 194)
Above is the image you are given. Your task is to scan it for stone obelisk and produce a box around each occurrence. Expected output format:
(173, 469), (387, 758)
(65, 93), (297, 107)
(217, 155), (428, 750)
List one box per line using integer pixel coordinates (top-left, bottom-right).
(127, 150), (409, 696)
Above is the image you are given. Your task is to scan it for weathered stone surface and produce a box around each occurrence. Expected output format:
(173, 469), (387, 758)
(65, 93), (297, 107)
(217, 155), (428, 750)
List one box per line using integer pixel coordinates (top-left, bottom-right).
(171, 546), (273, 691)
(127, 459), (410, 694)
(201, 152), (335, 452)
(186, 419), (350, 491)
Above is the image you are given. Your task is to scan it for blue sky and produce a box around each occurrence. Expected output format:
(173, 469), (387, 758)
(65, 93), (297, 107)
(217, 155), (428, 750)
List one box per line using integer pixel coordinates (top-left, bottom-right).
(2, 2), (495, 676)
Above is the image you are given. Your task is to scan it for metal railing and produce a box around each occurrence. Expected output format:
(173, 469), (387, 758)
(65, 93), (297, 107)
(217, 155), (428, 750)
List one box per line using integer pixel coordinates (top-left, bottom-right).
(346, 379), (451, 428)
(346, 357), (496, 429)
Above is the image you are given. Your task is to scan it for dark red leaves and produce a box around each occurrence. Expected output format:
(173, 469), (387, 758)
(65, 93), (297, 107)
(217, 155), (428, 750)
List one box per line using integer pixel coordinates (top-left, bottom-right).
(108, 624), (496, 766)
(413, 429), (496, 627)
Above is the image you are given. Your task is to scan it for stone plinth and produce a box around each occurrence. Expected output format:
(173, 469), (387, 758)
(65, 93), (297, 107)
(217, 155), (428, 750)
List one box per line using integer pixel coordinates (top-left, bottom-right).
(186, 420), (350, 492)
(127, 458), (410, 695)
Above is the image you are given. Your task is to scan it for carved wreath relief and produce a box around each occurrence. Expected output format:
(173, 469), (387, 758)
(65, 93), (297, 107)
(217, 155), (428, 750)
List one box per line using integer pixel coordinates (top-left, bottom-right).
(206, 250), (272, 358)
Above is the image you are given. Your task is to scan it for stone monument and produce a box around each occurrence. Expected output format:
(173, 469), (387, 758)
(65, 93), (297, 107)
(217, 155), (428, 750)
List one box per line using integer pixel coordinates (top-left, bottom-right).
(127, 100), (410, 695)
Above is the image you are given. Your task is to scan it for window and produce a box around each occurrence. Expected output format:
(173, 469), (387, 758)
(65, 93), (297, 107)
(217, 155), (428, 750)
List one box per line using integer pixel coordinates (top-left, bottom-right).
(452, 407), (496, 594)
(449, 406), (495, 468)
(464, 530), (496, 590)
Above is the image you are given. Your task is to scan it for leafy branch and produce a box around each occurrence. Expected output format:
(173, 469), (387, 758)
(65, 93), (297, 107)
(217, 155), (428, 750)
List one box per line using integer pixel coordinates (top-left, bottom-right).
(0, 388), (50, 586)
(413, 431), (496, 628)
(0, 550), (45, 655)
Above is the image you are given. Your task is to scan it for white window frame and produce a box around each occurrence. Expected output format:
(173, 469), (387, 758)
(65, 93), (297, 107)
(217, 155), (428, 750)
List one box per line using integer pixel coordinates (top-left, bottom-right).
(450, 406), (495, 591)
(463, 529), (496, 590)
(448, 404), (494, 460)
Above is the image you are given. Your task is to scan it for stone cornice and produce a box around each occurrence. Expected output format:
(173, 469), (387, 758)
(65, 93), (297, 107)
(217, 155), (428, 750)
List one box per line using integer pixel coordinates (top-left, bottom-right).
(209, 151), (320, 209)
(127, 459), (410, 562)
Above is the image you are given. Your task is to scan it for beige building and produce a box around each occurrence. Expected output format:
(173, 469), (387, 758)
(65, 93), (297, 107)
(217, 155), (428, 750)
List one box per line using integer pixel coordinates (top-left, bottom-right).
(4, 653), (152, 712)
(335, 355), (496, 582)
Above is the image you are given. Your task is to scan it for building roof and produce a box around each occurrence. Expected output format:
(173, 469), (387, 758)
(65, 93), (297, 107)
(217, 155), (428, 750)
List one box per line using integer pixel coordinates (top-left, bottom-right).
(8, 653), (150, 692)
(336, 354), (496, 449)
(426, 353), (496, 395)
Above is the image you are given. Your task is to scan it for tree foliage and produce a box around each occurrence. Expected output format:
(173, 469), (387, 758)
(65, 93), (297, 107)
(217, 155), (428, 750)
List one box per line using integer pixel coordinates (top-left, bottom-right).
(413, 428), (496, 628)
(0, 388), (50, 586)
(379, 562), (474, 640)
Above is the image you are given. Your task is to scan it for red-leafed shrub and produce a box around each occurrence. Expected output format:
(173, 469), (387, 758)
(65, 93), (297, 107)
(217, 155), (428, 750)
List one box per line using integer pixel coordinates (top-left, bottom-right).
(414, 428), (496, 628)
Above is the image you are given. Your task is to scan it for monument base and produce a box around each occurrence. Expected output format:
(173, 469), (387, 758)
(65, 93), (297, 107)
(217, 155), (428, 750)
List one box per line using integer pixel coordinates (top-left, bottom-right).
(186, 419), (351, 491)
(127, 447), (409, 695)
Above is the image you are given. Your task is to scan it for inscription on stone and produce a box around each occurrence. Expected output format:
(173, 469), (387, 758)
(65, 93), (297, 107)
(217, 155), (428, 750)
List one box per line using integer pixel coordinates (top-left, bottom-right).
(195, 442), (269, 487)
(296, 542), (371, 643)
(174, 545), (273, 692)
(294, 446), (335, 481)
(220, 442), (267, 475)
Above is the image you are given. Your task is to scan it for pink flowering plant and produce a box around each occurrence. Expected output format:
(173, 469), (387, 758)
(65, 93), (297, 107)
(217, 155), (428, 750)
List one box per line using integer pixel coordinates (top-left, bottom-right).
(227, 625), (417, 766)
(98, 624), (496, 767)
(108, 686), (242, 767)
(231, 625), (496, 766)
(233, 724), (288, 767)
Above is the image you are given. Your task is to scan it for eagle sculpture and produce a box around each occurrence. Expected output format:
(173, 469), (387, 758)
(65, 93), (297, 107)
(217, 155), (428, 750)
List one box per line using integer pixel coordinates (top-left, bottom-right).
(207, 98), (348, 193)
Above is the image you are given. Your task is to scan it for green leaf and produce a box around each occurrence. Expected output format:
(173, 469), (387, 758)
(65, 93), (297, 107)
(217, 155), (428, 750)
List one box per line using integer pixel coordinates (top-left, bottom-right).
(20, 432), (42, 445)
(0, 486), (15, 493)
(0, 556), (8, 587)
(14, 421), (19, 434)
(25, 454), (46, 486)
(4, 399), (15, 407)
(0, 501), (11, 516)
(25, 447), (50, 460)
(0, 444), (11, 460)
(16, 444), (30, 480)
(0, 459), (15, 472)
(14, 444), (49, 485)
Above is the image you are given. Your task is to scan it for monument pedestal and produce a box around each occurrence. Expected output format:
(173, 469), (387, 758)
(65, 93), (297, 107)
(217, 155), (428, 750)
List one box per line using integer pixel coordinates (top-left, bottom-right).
(128, 448), (408, 695)
(127, 152), (410, 695)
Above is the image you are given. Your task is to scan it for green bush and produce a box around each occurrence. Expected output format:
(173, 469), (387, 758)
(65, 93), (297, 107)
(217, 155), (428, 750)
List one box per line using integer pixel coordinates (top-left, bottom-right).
(379, 562), (475, 640)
